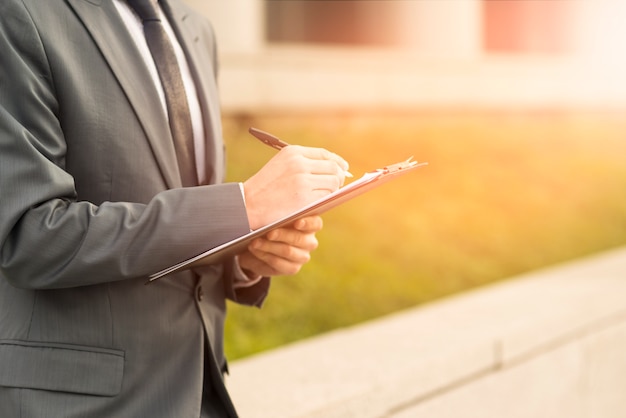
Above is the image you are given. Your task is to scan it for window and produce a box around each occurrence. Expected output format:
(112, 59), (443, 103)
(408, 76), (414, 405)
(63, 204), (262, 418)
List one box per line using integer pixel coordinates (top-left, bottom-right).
(265, 0), (576, 55)
(265, 0), (402, 46)
(482, 0), (575, 54)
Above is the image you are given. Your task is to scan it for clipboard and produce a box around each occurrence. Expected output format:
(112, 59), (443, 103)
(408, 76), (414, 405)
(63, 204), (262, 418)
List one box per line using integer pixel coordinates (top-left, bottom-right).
(148, 157), (426, 282)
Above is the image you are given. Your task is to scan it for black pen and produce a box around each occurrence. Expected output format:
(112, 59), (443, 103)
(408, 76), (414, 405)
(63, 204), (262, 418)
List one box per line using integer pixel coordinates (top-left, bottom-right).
(248, 127), (353, 177)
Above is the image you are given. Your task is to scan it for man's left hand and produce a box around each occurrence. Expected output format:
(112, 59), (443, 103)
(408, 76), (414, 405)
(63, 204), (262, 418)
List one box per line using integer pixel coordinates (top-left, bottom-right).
(238, 216), (323, 277)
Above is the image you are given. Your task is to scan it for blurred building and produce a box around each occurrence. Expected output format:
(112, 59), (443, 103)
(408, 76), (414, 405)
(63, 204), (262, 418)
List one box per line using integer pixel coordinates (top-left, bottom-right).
(185, 0), (626, 114)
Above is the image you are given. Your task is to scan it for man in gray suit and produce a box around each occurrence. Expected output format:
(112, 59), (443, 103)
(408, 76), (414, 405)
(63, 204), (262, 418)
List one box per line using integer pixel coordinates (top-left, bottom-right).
(0, 0), (349, 416)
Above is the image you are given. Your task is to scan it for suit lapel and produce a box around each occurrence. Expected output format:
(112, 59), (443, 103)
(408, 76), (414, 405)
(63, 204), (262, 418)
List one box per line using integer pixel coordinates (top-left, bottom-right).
(162, 0), (223, 185)
(66, 0), (181, 189)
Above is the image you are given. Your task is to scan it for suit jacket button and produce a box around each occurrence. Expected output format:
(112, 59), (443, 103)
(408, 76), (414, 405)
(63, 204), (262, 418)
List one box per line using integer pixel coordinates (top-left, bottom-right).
(196, 286), (204, 301)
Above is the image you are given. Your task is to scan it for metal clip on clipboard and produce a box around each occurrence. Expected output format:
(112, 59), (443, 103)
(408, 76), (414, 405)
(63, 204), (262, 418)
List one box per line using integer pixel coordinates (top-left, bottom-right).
(379, 157), (418, 173)
(148, 157), (427, 282)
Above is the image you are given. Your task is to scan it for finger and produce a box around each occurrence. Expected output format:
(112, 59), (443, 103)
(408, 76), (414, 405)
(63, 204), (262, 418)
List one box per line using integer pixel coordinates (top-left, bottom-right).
(309, 159), (347, 187)
(290, 146), (350, 173)
(252, 234), (317, 259)
(248, 242), (308, 275)
(242, 246), (307, 277)
(304, 173), (344, 193)
(265, 229), (319, 251)
(308, 158), (345, 175)
(294, 216), (323, 232)
(253, 237), (310, 264)
(237, 250), (280, 277)
(278, 150), (346, 189)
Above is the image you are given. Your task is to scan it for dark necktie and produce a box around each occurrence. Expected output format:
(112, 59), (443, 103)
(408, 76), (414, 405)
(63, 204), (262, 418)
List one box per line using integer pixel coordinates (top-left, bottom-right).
(127, 0), (197, 187)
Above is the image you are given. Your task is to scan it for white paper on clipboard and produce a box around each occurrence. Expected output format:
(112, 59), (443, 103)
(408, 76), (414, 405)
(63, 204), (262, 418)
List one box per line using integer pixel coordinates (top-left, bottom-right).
(148, 157), (426, 282)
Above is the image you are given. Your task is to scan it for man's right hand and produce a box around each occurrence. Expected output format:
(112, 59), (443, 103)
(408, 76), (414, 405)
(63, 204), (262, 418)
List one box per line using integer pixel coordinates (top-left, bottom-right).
(243, 145), (350, 231)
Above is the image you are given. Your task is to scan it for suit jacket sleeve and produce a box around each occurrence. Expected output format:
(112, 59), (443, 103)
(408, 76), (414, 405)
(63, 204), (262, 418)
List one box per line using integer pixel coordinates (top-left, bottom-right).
(0, 0), (261, 294)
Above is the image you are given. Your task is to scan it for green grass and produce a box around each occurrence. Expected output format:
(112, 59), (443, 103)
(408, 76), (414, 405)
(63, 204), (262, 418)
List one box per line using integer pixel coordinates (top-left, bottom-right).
(221, 111), (626, 360)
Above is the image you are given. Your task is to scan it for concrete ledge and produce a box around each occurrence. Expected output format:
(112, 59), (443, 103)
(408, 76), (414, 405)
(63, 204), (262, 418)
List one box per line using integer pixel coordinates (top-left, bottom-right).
(227, 247), (626, 417)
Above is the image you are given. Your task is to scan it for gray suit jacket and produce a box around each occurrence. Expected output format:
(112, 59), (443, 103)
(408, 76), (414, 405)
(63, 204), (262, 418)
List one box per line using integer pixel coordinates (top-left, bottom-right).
(0, 0), (269, 416)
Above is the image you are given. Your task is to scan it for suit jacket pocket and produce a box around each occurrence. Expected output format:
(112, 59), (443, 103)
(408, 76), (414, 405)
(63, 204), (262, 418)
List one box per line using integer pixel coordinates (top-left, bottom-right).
(0, 340), (124, 396)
